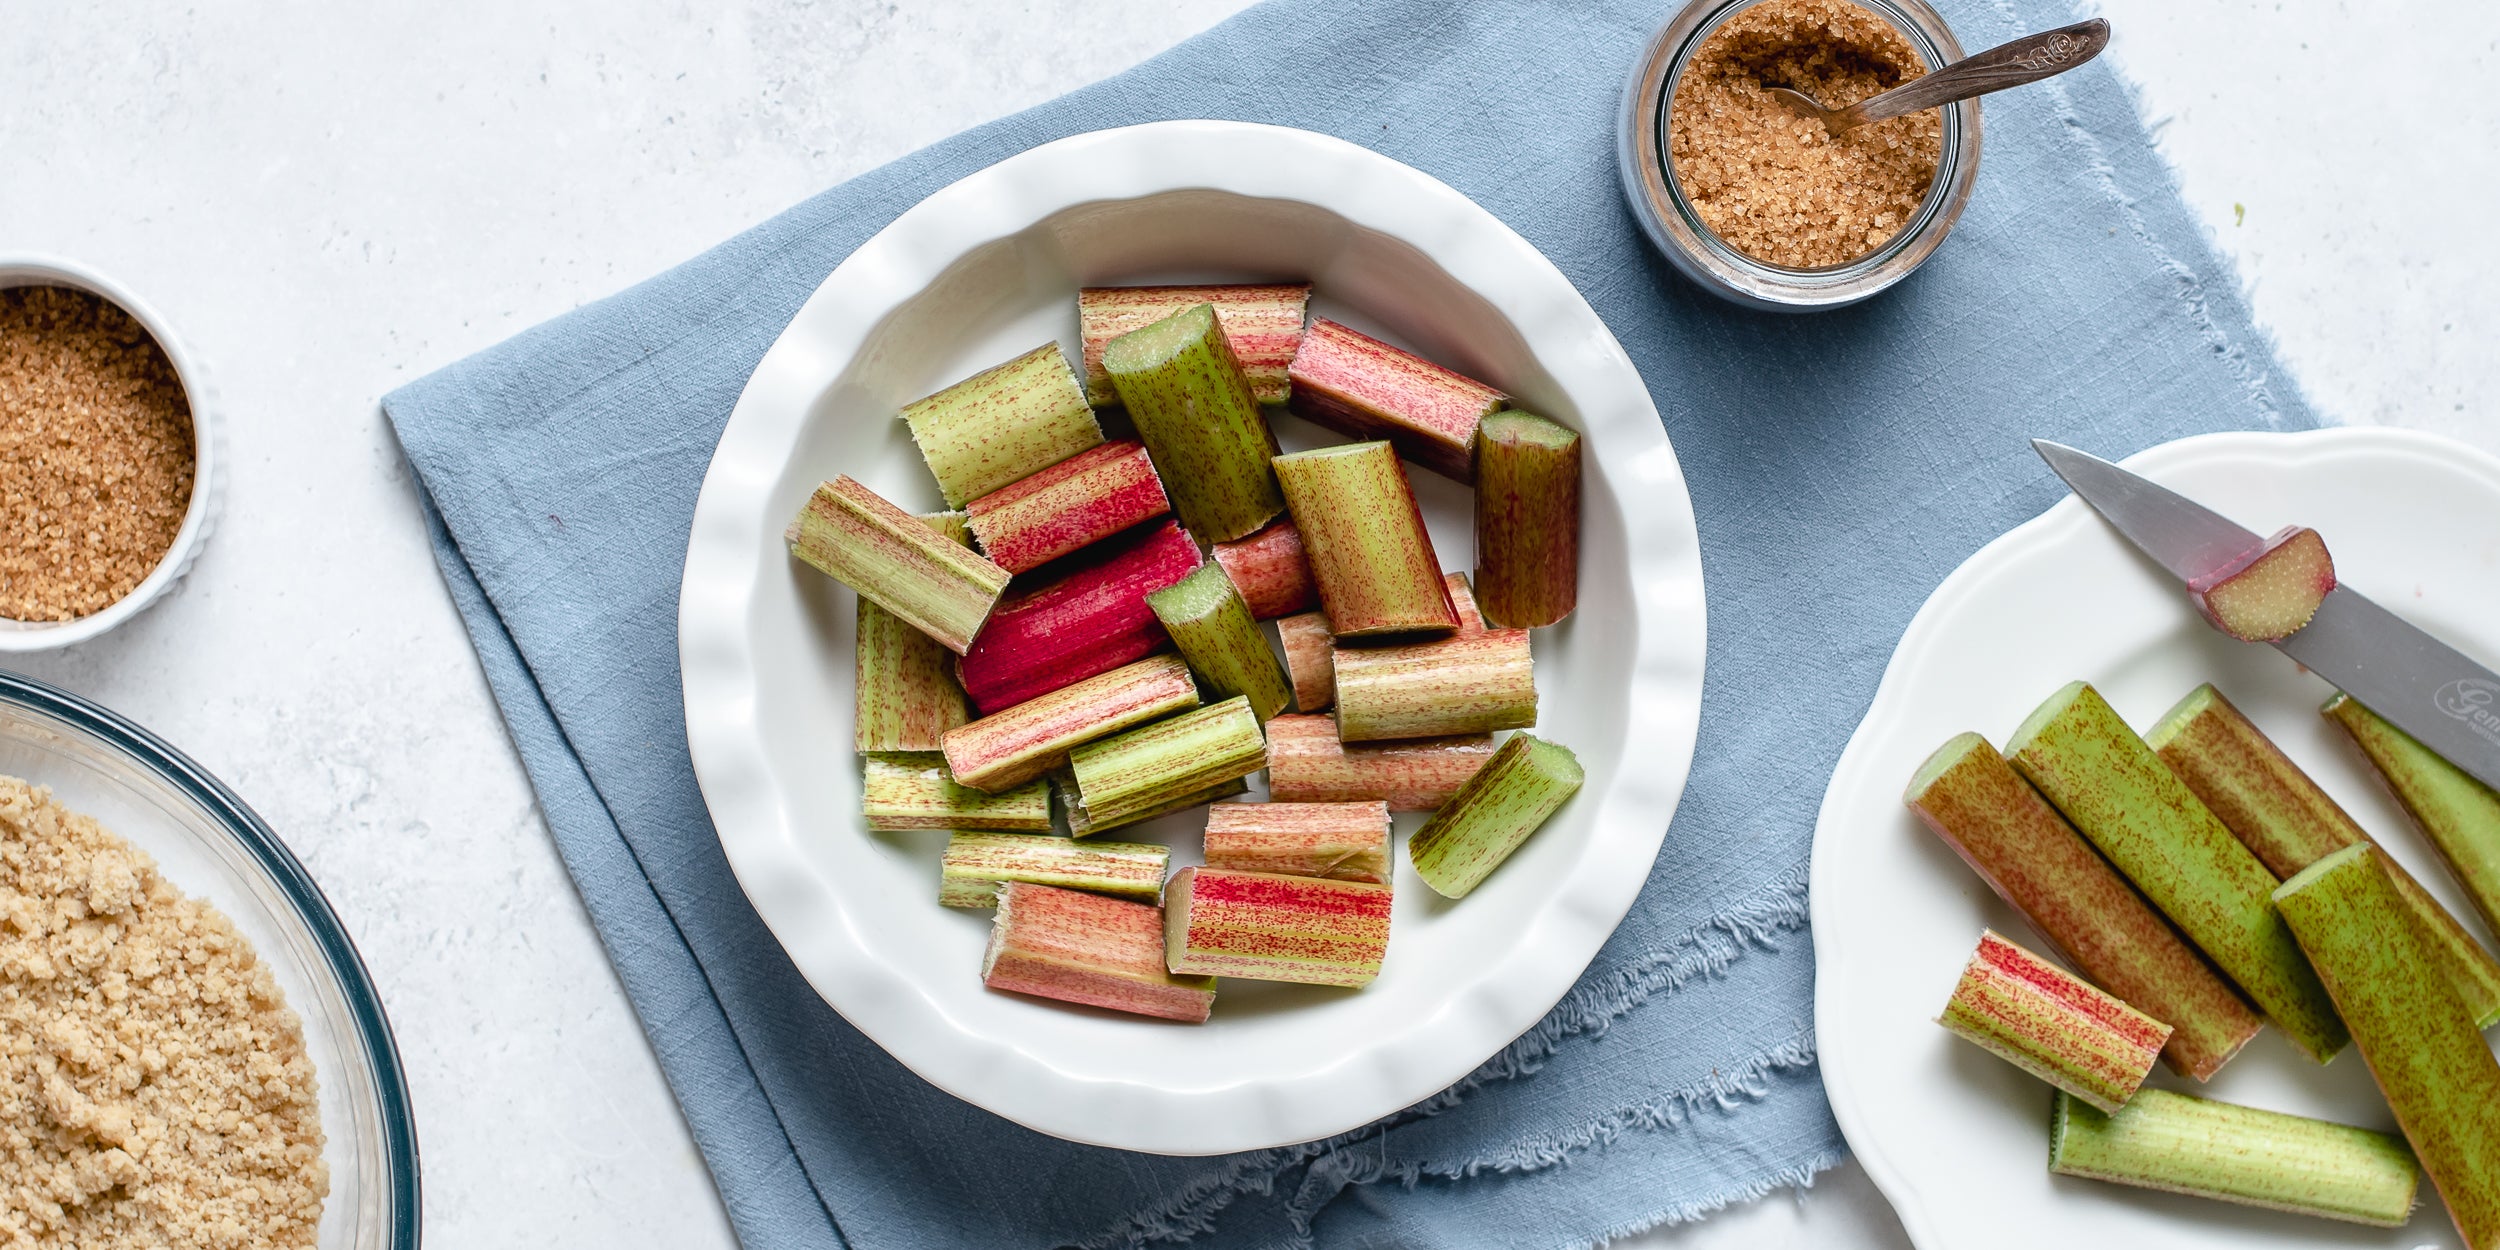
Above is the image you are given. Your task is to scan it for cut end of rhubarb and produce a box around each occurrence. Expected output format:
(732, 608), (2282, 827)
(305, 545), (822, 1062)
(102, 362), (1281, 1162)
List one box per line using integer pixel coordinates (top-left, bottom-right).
(2189, 526), (2335, 642)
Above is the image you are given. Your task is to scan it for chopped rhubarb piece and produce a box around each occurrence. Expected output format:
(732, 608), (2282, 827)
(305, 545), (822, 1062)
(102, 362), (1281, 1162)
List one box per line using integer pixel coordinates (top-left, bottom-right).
(964, 439), (1170, 575)
(1263, 714), (1496, 812)
(2050, 1089), (2421, 1228)
(1060, 777), (1248, 840)
(939, 833), (1166, 908)
(1938, 929), (2171, 1114)
(860, 753), (1051, 832)
(785, 476), (1010, 654)
(1278, 611), (1336, 712)
(1286, 318), (1505, 482)
(1905, 732), (2260, 1081)
(982, 882), (1214, 1023)
(1147, 564), (1293, 723)
(1331, 574), (1534, 742)
(1163, 867), (1393, 988)
(2325, 693), (2500, 943)
(1272, 441), (1458, 638)
(1209, 520), (1320, 620)
(1060, 697), (1267, 836)
(1202, 800), (1392, 884)
(2188, 525), (2336, 642)
(1407, 733), (1582, 898)
(941, 654), (1198, 793)
(2152, 685), (2500, 1027)
(2007, 682), (2347, 1064)
(854, 512), (976, 752)
(2275, 844), (2500, 1247)
(1473, 409), (1580, 628)
(955, 518), (1201, 716)
(1104, 304), (1285, 542)
(900, 342), (1103, 508)
(1079, 284), (1309, 406)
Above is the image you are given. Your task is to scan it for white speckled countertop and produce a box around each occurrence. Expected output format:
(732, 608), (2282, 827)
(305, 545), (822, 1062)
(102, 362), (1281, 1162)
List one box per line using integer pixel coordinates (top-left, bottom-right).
(2, 2), (2490, 1246)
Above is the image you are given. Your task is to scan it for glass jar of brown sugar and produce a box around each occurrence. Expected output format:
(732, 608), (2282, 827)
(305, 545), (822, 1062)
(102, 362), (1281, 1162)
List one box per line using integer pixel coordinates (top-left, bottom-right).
(1618, 0), (1981, 311)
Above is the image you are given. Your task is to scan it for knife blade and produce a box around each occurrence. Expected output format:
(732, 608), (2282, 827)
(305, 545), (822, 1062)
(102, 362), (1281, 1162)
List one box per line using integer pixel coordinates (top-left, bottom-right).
(2032, 439), (2500, 794)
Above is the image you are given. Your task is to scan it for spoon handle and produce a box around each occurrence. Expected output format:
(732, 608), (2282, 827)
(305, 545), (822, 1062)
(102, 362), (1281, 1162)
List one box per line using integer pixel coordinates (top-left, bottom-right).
(1845, 18), (2110, 128)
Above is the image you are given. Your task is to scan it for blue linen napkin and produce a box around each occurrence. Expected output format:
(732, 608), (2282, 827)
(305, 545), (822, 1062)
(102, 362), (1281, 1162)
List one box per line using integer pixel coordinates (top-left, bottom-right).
(384, 0), (2315, 1243)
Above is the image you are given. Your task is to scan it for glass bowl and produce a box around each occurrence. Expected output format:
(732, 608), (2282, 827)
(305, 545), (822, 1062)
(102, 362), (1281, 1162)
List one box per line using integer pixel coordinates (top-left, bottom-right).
(1617, 0), (1981, 311)
(0, 669), (419, 1247)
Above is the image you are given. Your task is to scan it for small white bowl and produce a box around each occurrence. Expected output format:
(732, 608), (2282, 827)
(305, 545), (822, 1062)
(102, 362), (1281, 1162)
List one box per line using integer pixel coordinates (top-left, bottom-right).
(0, 255), (220, 650)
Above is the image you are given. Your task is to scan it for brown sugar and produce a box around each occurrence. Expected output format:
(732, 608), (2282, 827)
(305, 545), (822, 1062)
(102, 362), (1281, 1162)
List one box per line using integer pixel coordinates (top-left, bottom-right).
(1669, 0), (1943, 268)
(0, 287), (196, 622)
(0, 776), (327, 1249)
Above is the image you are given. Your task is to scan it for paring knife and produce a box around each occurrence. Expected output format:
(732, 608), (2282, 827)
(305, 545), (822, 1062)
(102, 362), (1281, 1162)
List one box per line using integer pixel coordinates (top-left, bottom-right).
(2032, 439), (2500, 794)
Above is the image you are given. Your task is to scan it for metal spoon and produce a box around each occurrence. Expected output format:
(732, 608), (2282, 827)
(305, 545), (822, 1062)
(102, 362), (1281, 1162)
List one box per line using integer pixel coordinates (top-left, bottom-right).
(1764, 17), (2110, 137)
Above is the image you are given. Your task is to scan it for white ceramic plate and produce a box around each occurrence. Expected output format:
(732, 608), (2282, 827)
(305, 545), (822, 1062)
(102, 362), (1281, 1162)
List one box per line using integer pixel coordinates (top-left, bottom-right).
(679, 121), (1706, 1155)
(1814, 427), (2500, 1248)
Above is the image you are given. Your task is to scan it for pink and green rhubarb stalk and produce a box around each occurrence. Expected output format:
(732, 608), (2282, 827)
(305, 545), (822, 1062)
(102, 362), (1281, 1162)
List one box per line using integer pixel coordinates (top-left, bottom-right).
(1103, 303), (1286, 543)
(900, 342), (1103, 508)
(2188, 526), (2336, 642)
(1263, 714), (1496, 812)
(786, 476), (1011, 655)
(983, 882), (1214, 1022)
(1078, 284), (1309, 407)
(1272, 440), (1458, 638)
(1147, 563), (1294, 723)
(938, 833), (1167, 908)
(1331, 573), (1534, 742)
(2151, 684), (2500, 1027)
(1059, 696), (1267, 835)
(964, 438), (1170, 575)
(1210, 520), (1320, 620)
(2007, 682), (2347, 1063)
(1278, 611), (1335, 712)
(2274, 844), (2500, 1248)
(1202, 801), (1393, 885)
(1163, 867), (1394, 987)
(859, 753), (1051, 831)
(1408, 733), (1583, 899)
(2050, 1089), (2421, 1228)
(940, 653), (1199, 793)
(1905, 732), (2261, 1080)
(2325, 692), (2500, 942)
(955, 517), (1201, 715)
(1937, 929), (2171, 1114)
(854, 511), (975, 752)
(1286, 318), (1506, 482)
(1472, 409), (1580, 628)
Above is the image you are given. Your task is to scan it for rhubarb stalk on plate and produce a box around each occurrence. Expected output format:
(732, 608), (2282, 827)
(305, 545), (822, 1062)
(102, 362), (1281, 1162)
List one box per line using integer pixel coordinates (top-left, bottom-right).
(1059, 697), (1268, 835)
(1472, 409), (1580, 628)
(938, 833), (1167, 908)
(1264, 714), (1496, 811)
(1210, 520), (1320, 620)
(2273, 844), (2500, 1248)
(1937, 929), (2170, 1114)
(1147, 563), (1294, 723)
(955, 517), (1201, 715)
(1278, 611), (1336, 712)
(1407, 733), (1583, 899)
(1285, 317), (1505, 482)
(1272, 440), (1459, 638)
(786, 476), (1011, 655)
(1078, 284), (1309, 407)
(2324, 692), (2500, 941)
(2151, 684), (2500, 1027)
(859, 753), (1052, 832)
(1163, 866), (1393, 987)
(2049, 1089), (2421, 1228)
(900, 342), (1104, 508)
(982, 882), (1214, 1023)
(1202, 800), (1393, 884)
(941, 654), (1199, 793)
(1103, 303), (1286, 543)
(1905, 732), (2261, 1079)
(2007, 681), (2348, 1063)
(1331, 573), (1534, 742)
(855, 511), (976, 752)
(964, 439), (1170, 575)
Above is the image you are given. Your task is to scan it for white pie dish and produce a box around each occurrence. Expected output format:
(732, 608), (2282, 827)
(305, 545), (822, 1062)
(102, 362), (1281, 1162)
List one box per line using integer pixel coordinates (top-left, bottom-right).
(677, 120), (1707, 1155)
(1813, 426), (2500, 1248)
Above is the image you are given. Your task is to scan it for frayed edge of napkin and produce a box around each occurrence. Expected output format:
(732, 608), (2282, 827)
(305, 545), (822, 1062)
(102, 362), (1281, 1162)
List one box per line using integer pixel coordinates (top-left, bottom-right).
(1562, 1141), (1850, 1250)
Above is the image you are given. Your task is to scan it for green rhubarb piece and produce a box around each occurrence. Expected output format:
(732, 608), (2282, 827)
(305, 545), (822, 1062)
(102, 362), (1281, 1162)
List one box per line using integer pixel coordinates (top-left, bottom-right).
(1103, 304), (1285, 542)
(2274, 844), (2500, 1248)
(2049, 1089), (2420, 1228)
(2325, 692), (2500, 943)
(1146, 563), (1293, 723)
(1331, 576), (1534, 742)
(860, 753), (1050, 832)
(940, 654), (1200, 794)
(899, 342), (1102, 509)
(1939, 929), (2171, 1114)
(1060, 777), (1248, 840)
(2007, 682), (2348, 1062)
(1060, 697), (1267, 836)
(786, 476), (1011, 654)
(854, 512), (975, 753)
(1907, 732), (2261, 1080)
(2153, 685), (2500, 1028)
(938, 833), (1166, 908)
(1472, 409), (1581, 629)
(1272, 440), (1459, 638)
(1407, 733), (1583, 899)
